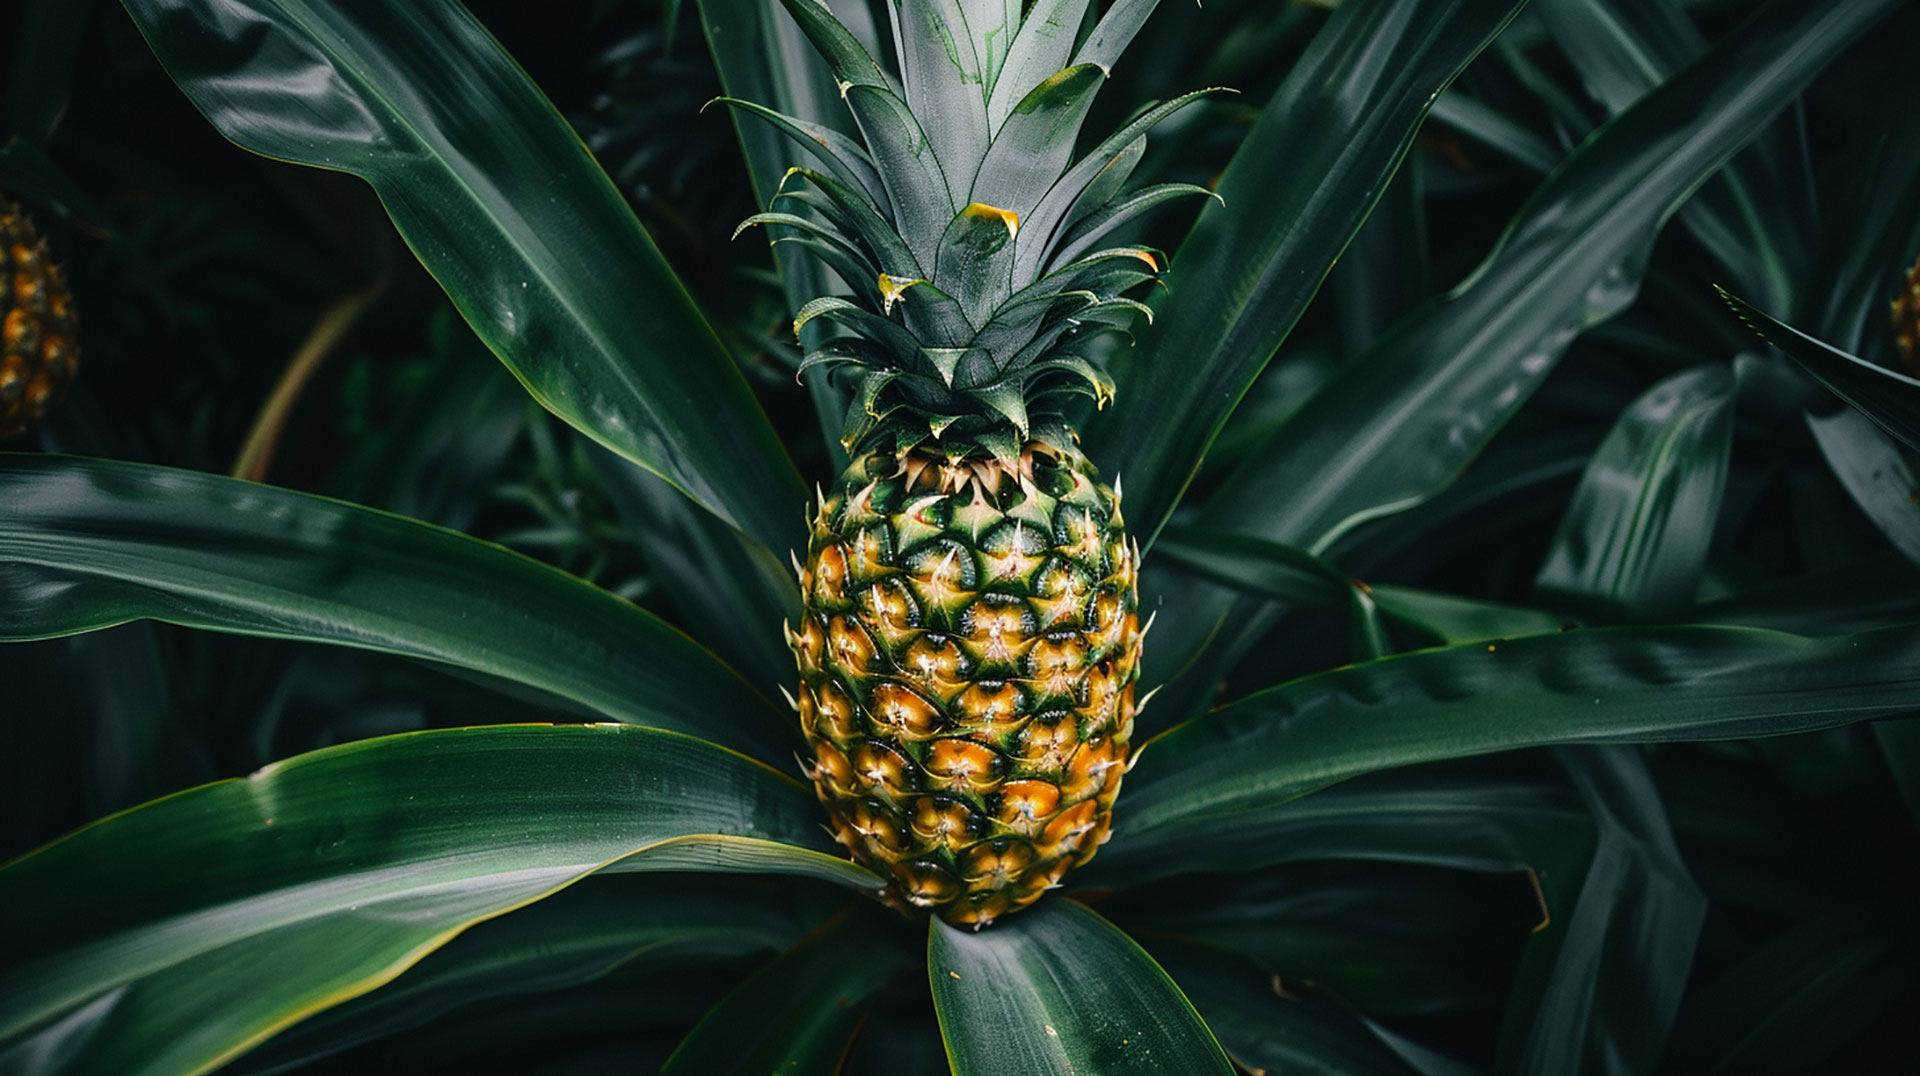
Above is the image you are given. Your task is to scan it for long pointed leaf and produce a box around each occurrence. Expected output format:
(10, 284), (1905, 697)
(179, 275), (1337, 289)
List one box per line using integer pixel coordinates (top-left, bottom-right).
(929, 899), (1233, 1075)
(1721, 286), (1920, 452)
(1201, 0), (1901, 554)
(0, 454), (791, 761)
(0, 724), (880, 1075)
(1089, 0), (1527, 542)
(1121, 624), (1920, 858)
(1534, 365), (1737, 620)
(120, 0), (806, 554)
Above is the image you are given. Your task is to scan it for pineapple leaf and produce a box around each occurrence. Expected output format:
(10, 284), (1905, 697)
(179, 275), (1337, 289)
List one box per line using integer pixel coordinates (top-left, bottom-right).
(1071, 0), (1166, 71)
(889, 0), (993, 196)
(929, 900), (1235, 1075)
(958, 0), (1022, 97)
(775, 0), (895, 93)
(0, 724), (880, 1074)
(794, 296), (926, 357)
(894, 277), (977, 346)
(1015, 87), (1220, 284)
(0, 453), (793, 762)
(1149, 0), (1893, 554)
(972, 379), (1031, 435)
(1121, 623), (1920, 851)
(972, 63), (1108, 221)
(780, 169), (925, 278)
(985, 0), (1091, 129)
(1086, 0), (1527, 544)
(935, 202), (1022, 325)
(116, 0), (809, 555)
(1718, 286), (1920, 453)
(1062, 134), (1146, 230)
(707, 97), (892, 214)
(844, 84), (958, 268)
(1047, 182), (1221, 272)
(1535, 365), (1737, 621)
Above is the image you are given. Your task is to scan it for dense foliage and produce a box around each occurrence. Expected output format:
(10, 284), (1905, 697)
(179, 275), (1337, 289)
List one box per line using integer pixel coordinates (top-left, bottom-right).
(3, 0), (1918, 1072)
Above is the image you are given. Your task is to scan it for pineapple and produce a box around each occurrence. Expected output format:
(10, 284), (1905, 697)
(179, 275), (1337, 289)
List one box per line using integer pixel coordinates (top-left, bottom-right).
(0, 197), (78, 439)
(1895, 252), (1920, 374)
(736, 0), (1215, 925)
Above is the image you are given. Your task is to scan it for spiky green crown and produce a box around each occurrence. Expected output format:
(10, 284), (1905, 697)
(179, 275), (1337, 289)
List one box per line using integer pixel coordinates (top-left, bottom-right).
(725, 0), (1217, 466)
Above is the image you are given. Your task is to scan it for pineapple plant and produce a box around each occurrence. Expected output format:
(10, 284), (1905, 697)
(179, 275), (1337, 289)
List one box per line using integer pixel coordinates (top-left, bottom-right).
(4, 0), (1920, 1073)
(747, 0), (1216, 925)
(0, 198), (78, 439)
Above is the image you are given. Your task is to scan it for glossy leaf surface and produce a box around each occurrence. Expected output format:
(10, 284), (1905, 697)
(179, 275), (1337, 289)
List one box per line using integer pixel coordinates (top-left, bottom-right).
(929, 899), (1233, 1075)
(0, 724), (878, 1075)
(1721, 287), (1920, 452)
(1204, 0), (1899, 552)
(0, 454), (791, 761)
(1121, 624), (1920, 858)
(239, 875), (811, 1073)
(1091, 0), (1527, 542)
(119, 0), (806, 554)
(1534, 365), (1736, 620)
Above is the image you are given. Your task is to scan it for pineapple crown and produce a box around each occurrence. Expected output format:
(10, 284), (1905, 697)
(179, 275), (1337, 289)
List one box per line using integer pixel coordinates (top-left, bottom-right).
(722, 0), (1220, 467)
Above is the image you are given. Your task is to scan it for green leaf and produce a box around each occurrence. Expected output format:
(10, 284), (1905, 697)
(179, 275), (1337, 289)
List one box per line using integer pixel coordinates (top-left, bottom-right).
(119, 0), (806, 555)
(1720, 286), (1920, 453)
(1804, 408), (1920, 567)
(891, 0), (991, 196)
(1083, 768), (1588, 888)
(929, 899), (1234, 1075)
(1151, 526), (1567, 648)
(588, 446), (802, 698)
(1506, 747), (1705, 1076)
(972, 64), (1106, 221)
(1196, 0), (1900, 554)
(846, 83), (959, 269)
(235, 874), (812, 1073)
(1090, 0), (1527, 543)
(662, 913), (910, 1073)
(0, 724), (880, 1076)
(1429, 90), (1562, 174)
(985, 0), (1087, 129)
(0, 454), (794, 762)
(1534, 365), (1737, 620)
(1119, 624), (1920, 859)
(1143, 938), (1417, 1076)
(1537, 0), (1802, 311)
(936, 202), (1021, 324)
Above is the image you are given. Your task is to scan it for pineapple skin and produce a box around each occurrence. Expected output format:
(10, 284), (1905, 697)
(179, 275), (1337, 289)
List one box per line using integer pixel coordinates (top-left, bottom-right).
(792, 442), (1140, 926)
(0, 199), (79, 439)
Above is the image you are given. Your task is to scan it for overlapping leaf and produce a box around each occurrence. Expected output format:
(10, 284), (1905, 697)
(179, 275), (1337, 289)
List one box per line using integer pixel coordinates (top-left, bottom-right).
(0, 454), (792, 761)
(119, 0), (806, 554)
(0, 724), (881, 1076)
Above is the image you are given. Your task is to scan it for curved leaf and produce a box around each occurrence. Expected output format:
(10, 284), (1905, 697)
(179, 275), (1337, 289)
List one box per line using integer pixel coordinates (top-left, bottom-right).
(1506, 747), (1705, 1076)
(1083, 770), (1588, 889)
(233, 875), (812, 1073)
(1721, 286), (1920, 452)
(1534, 365), (1737, 620)
(662, 913), (909, 1074)
(1121, 624), (1920, 856)
(1203, 0), (1901, 553)
(0, 724), (880, 1076)
(0, 454), (792, 761)
(1090, 0), (1528, 542)
(1143, 938), (1417, 1076)
(118, 0), (806, 554)
(929, 899), (1233, 1075)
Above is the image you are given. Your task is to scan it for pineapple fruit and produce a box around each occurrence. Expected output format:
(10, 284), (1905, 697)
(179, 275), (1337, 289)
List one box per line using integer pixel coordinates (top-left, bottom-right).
(739, 0), (1214, 926)
(0, 198), (78, 439)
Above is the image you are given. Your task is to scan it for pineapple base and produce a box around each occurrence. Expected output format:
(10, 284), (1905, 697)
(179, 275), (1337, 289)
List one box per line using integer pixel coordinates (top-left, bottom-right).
(791, 442), (1141, 927)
